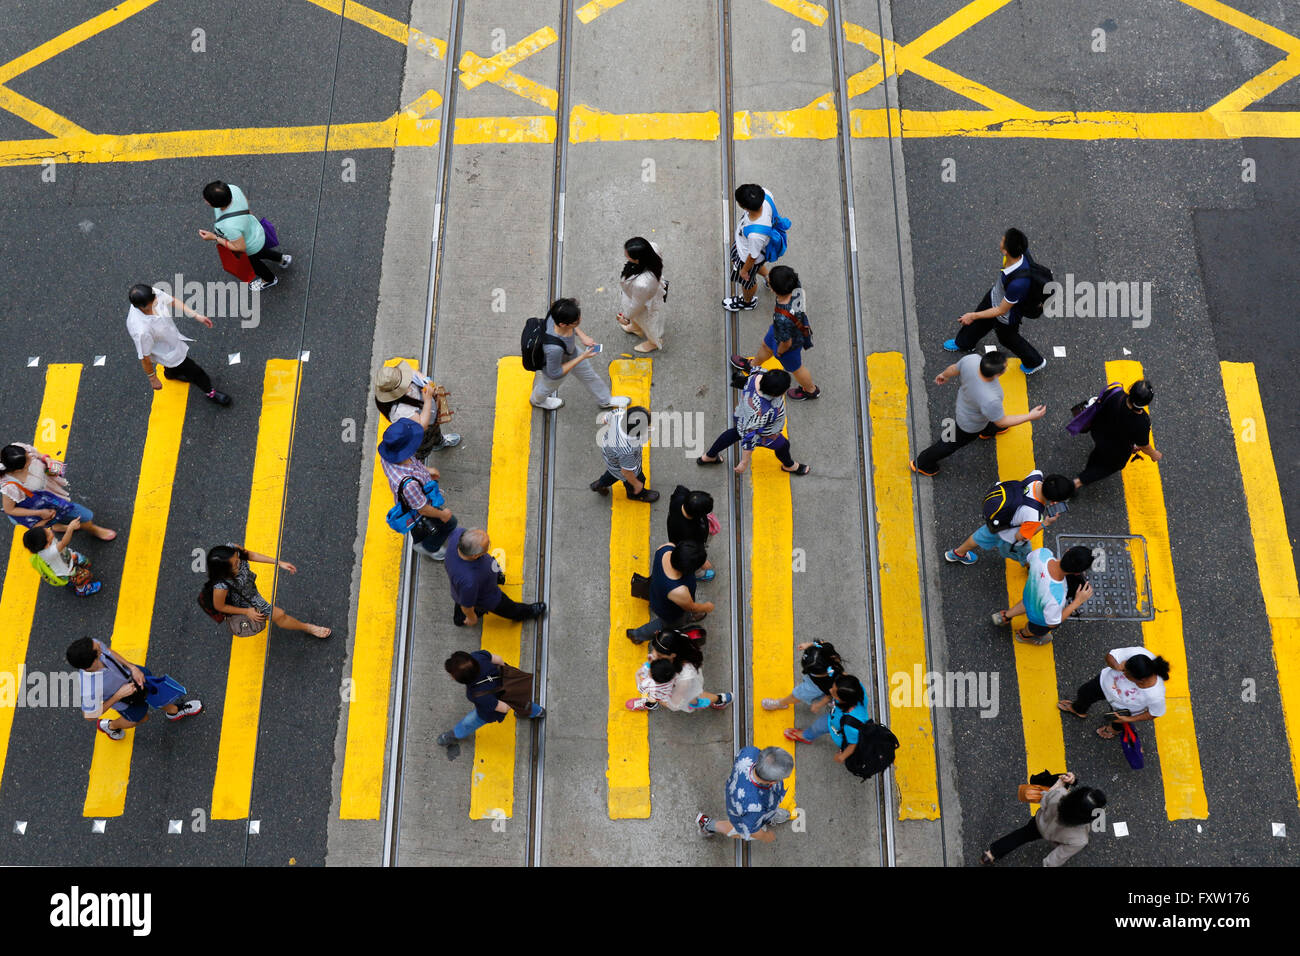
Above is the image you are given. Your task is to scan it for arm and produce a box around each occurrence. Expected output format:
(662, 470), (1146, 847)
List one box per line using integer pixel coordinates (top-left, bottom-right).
(211, 587), (263, 621)
(1, 495), (56, 524)
(1136, 442), (1163, 462)
(416, 384), (435, 428)
(993, 405), (1047, 429)
(834, 741), (857, 765)
(139, 356), (164, 391)
(417, 500), (453, 522)
(171, 294), (213, 328)
(574, 327), (597, 349)
(57, 518), (81, 550)
(959, 298), (1013, 325)
(668, 584), (714, 615)
(1058, 582), (1094, 622)
(933, 363), (961, 385)
(733, 447), (754, 475)
(460, 605), (479, 625)
(199, 229), (248, 253)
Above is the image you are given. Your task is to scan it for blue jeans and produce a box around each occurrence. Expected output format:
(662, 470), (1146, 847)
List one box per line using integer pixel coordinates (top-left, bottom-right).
(802, 711), (830, 741)
(453, 702), (544, 739)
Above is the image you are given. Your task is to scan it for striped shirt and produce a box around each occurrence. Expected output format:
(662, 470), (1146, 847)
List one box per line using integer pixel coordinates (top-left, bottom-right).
(734, 374), (786, 451)
(380, 456), (434, 511)
(599, 408), (643, 478)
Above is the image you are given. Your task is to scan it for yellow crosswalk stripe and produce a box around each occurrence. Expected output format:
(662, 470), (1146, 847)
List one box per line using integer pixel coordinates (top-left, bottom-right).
(606, 359), (652, 818)
(996, 361), (1066, 812)
(751, 359), (797, 809)
(339, 359), (415, 819)
(83, 382), (189, 816)
(867, 352), (939, 820)
(576, 0), (631, 24)
(1220, 361), (1300, 807)
(469, 359), (535, 820)
(211, 359), (302, 819)
(0, 364), (81, 794)
(1107, 360), (1207, 819)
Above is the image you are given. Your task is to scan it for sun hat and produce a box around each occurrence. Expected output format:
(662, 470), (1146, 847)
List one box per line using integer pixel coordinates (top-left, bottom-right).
(378, 418), (424, 463)
(375, 364), (414, 403)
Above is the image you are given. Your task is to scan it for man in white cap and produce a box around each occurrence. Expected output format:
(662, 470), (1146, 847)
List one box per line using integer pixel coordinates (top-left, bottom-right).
(373, 363), (459, 458)
(591, 404), (659, 503)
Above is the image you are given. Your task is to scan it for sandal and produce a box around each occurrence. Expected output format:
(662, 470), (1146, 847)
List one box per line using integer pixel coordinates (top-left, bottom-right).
(783, 727), (812, 744)
(710, 692), (733, 710)
(697, 455), (722, 465)
(980, 850), (995, 865)
(761, 698), (789, 711)
(1096, 726), (1117, 739)
(1057, 700), (1087, 719)
(782, 463), (810, 476)
(991, 610), (1011, 627)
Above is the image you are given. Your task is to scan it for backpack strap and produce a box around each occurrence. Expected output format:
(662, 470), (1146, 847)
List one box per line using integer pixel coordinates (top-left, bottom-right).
(215, 208), (253, 223)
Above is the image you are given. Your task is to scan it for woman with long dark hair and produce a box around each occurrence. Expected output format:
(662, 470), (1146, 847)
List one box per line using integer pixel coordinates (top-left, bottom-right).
(205, 543), (330, 639)
(615, 237), (668, 353)
(1059, 646), (1171, 739)
(981, 774), (1106, 866)
(1, 442), (116, 540)
(627, 628), (732, 712)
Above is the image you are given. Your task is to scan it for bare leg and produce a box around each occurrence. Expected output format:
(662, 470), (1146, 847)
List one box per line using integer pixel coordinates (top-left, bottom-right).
(792, 366), (817, 392)
(953, 534), (978, 557)
(271, 606), (331, 639)
(82, 521), (116, 540)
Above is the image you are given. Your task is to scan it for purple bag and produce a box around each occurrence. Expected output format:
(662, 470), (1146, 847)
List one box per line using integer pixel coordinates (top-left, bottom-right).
(12, 490), (80, 528)
(1120, 724), (1144, 770)
(260, 217), (279, 249)
(1066, 382), (1123, 436)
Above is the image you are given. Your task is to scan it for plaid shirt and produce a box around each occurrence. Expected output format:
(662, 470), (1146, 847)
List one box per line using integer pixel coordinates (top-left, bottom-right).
(380, 456), (433, 511)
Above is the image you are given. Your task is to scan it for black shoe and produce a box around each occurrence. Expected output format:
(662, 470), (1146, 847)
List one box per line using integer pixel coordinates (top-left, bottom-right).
(628, 488), (660, 503)
(208, 390), (231, 407)
(529, 602), (546, 618)
(590, 479), (610, 496)
(627, 628), (649, 644)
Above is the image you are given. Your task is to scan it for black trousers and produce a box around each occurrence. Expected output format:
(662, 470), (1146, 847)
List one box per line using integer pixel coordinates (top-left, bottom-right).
(1071, 675), (1124, 730)
(914, 420), (1003, 473)
(1077, 441), (1132, 486)
(249, 244), (286, 282)
(592, 469), (645, 494)
(454, 593), (533, 626)
(706, 428), (795, 468)
(162, 356), (212, 394)
(954, 291), (1044, 369)
(415, 422), (447, 460)
(989, 817), (1043, 860)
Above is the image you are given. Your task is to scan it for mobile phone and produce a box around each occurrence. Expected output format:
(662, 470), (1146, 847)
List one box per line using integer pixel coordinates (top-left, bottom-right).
(1046, 501), (1068, 518)
(590, 343), (603, 354)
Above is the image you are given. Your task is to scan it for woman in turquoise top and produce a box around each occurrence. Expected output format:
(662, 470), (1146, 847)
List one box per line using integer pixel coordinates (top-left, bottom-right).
(783, 674), (870, 752)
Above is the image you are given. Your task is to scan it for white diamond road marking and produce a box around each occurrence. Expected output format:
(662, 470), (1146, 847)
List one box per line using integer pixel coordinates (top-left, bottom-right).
(27, 357), (39, 367)
(299, 350), (310, 362)
(91, 819), (106, 834)
(1053, 346), (1066, 358)
(1113, 821), (1129, 838)
(93, 355), (106, 366)
(228, 353), (241, 365)
(168, 820), (183, 834)
(1122, 347), (1132, 355)
(13, 821), (26, 835)
(1273, 822), (1286, 838)
(248, 820), (260, 835)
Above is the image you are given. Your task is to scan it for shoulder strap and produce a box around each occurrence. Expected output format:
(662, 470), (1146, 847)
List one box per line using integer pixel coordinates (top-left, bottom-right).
(774, 305), (810, 337)
(102, 648), (135, 684)
(394, 476), (420, 512)
(215, 208), (253, 222)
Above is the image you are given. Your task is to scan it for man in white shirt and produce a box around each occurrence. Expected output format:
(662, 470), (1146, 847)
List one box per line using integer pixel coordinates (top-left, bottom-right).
(126, 284), (231, 406)
(723, 183), (780, 312)
(942, 227), (1047, 374)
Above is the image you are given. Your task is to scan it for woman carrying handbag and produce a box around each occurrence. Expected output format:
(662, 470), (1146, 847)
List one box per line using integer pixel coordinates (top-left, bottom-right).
(0, 442), (116, 540)
(204, 543), (331, 639)
(981, 773), (1107, 866)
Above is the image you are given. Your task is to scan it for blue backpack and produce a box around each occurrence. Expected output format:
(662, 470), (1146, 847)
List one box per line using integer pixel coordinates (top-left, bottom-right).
(741, 195), (791, 263)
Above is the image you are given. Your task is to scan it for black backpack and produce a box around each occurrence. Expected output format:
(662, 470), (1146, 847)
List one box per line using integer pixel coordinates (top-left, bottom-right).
(1016, 257), (1054, 319)
(839, 714), (899, 780)
(981, 477), (1043, 533)
(521, 317), (564, 372)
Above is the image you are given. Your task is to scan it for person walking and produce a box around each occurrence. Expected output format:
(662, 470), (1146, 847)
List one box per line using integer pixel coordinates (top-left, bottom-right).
(666, 486), (716, 581)
(591, 405), (659, 502)
(627, 540), (713, 644)
(68, 637), (202, 740)
(696, 746), (794, 842)
(205, 544), (331, 639)
(373, 363), (460, 456)
(1, 443), (116, 539)
(981, 773), (1106, 866)
(992, 545), (1094, 645)
(445, 527), (545, 627)
(761, 640), (843, 715)
(942, 227), (1047, 374)
(945, 470), (1075, 566)
(529, 298), (627, 411)
(1072, 379), (1162, 489)
(782, 674), (871, 755)
(722, 183), (790, 312)
(198, 180), (291, 292)
(615, 237), (668, 352)
(911, 351), (1045, 477)
(627, 628), (733, 712)
(377, 418), (457, 560)
(698, 368), (810, 476)
(1059, 646), (1170, 739)
(126, 284), (231, 406)
(436, 650), (544, 760)
(23, 521), (101, 596)
(730, 265), (820, 400)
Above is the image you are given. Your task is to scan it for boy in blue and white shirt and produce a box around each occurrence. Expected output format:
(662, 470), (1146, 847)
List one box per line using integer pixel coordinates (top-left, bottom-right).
(724, 183), (790, 312)
(993, 545), (1095, 645)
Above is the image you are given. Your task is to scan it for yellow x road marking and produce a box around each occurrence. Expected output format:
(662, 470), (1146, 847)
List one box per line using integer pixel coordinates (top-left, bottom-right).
(459, 28), (560, 111)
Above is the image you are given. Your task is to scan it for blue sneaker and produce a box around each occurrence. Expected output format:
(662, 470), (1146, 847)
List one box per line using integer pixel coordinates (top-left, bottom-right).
(1023, 358), (1048, 375)
(698, 568), (716, 582)
(942, 339), (963, 352)
(945, 549), (978, 566)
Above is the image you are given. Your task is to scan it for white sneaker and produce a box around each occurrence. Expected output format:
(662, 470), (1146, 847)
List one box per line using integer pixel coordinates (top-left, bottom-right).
(250, 277), (278, 292)
(166, 699), (203, 721)
(279, 254), (293, 268)
(531, 396), (563, 410)
(419, 545), (447, 561)
(432, 432), (461, 449)
(600, 396), (630, 409)
(98, 718), (124, 741)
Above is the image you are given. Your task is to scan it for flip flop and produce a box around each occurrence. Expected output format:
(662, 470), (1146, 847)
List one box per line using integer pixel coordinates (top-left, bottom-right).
(1057, 700), (1087, 719)
(1096, 726), (1118, 739)
(782, 463), (810, 476)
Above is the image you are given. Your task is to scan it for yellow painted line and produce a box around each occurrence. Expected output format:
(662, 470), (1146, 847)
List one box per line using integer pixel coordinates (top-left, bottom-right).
(1177, 0), (1300, 55)
(0, 364), (81, 795)
(1220, 362), (1300, 806)
(211, 360), (302, 819)
(868, 353), (939, 820)
(339, 359), (416, 819)
(606, 359), (652, 819)
(994, 362), (1065, 813)
(751, 359), (796, 810)
(1107, 359), (1207, 820)
(0, 86), (88, 138)
(303, 0), (447, 58)
(0, 0), (163, 84)
(897, 51), (1029, 113)
(453, 115), (555, 144)
(734, 94), (838, 140)
(570, 104), (718, 143)
(469, 359), (535, 820)
(83, 383), (189, 816)
(400, 88), (442, 123)
(460, 51), (558, 110)
(906, 0), (1017, 60)
(852, 108), (1300, 140)
(576, 0), (630, 25)
(458, 28), (557, 91)
(1209, 53), (1300, 113)
(768, 0), (828, 27)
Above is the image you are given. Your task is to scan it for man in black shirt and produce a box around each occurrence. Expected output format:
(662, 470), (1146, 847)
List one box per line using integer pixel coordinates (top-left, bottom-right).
(667, 486), (716, 581)
(1074, 379), (1162, 488)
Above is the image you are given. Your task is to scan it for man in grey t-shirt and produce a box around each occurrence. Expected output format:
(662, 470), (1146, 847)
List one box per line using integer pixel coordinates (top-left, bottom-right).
(528, 297), (628, 411)
(911, 351), (1046, 476)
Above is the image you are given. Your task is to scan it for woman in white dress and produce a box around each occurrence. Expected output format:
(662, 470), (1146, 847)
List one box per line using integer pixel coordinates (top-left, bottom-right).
(616, 237), (668, 353)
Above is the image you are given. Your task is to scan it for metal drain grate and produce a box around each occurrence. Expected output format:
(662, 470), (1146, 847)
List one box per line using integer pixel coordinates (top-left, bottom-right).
(1055, 534), (1154, 622)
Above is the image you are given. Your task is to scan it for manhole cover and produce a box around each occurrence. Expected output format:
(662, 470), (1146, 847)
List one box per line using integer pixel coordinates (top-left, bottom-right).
(1055, 534), (1153, 622)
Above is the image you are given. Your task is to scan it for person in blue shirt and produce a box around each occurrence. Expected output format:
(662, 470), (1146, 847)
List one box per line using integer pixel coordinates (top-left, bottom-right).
(783, 674), (871, 766)
(436, 650), (544, 761)
(696, 746), (794, 843)
(942, 227), (1047, 375)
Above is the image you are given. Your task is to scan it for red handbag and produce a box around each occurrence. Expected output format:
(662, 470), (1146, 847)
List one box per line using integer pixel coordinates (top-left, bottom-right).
(218, 243), (256, 282)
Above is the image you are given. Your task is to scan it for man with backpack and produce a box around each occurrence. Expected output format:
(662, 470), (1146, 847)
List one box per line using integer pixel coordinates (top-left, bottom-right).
(723, 183), (790, 312)
(523, 298), (627, 412)
(942, 228), (1049, 375)
(945, 470), (1075, 565)
(198, 180), (291, 292)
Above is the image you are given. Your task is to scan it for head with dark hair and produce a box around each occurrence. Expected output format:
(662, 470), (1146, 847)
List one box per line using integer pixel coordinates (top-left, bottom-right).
(1128, 379), (1154, 408)
(623, 405), (652, 445)
(1125, 652), (1171, 684)
(0, 444), (28, 474)
(205, 545), (245, 583)
(1060, 546), (1093, 574)
(979, 351), (1008, 378)
(1002, 228), (1028, 259)
(801, 641), (844, 679)
(444, 650), (482, 684)
(758, 369), (791, 397)
(684, 490), (713, 519)
(22, 527), (50, 554)
(202, 180), (233, 208)
(768, 265), (800, 296)
(735, 183), (765, 212)
(622, 237), (664, 282)
(669, 540), (708, 576)
(651, 628), (703, 670)
(832, 675), (865, 708)
(649, 657), (677, 683)
(548, 297), (582, 328)
(1057, 785), (1106, 827)
(128, 284), (157, 309)
(66, 637), (97, 670)
(1042, 474), (1075, 503)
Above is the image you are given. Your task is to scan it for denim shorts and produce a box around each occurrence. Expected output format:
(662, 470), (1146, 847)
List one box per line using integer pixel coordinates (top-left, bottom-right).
(792, 674), (826, 705)
(763, 328), (802, 372)
(972, 524), (1029, 562)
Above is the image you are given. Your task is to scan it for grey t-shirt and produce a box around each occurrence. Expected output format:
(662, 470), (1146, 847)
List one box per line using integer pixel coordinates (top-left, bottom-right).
(954, 353), (1004, 433)
(78, 640), (131, 715)
(540, 317), (580, 380)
